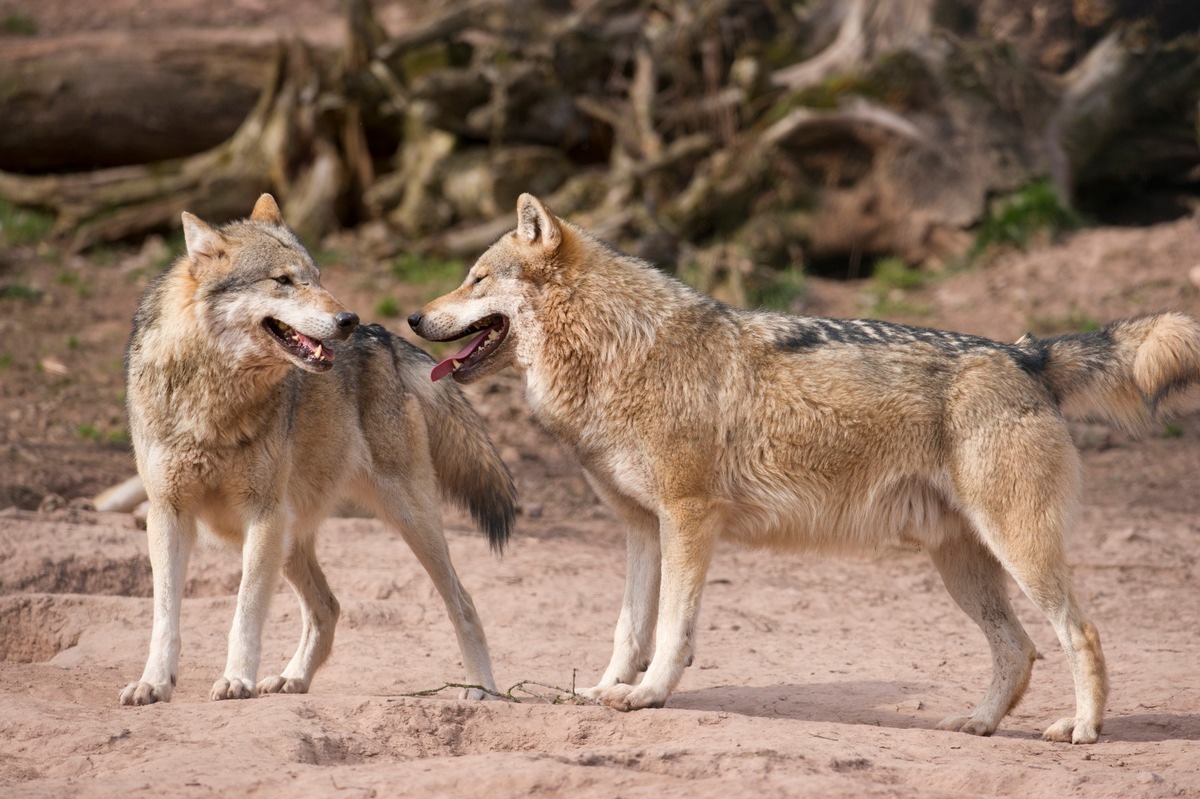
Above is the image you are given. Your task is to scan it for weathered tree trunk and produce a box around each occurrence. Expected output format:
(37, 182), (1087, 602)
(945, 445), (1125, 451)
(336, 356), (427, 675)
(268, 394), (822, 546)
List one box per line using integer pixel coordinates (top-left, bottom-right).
(0, 31), (280, 172)
(0, 42), (342, 249)
(1050, 26), (1200, 207)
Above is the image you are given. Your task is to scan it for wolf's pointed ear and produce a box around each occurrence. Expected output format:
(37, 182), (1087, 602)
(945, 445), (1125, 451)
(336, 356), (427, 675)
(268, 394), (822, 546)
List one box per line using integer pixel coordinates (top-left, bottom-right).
(516, 193), (562, 250)
(250, 193), (285, 226)
(181, 212), (225, 261)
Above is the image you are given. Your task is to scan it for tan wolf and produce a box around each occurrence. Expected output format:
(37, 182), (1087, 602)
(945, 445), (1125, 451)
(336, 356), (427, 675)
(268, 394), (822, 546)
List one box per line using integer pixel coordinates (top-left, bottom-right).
(409, 193), (1200, 743)
(120, 195), (515, 706)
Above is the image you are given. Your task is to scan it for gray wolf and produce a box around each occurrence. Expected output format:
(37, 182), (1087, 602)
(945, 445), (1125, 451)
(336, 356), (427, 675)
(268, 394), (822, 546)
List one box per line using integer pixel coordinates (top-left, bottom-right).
(409, 193), (1200, 743)
(120, 194), (515, 705)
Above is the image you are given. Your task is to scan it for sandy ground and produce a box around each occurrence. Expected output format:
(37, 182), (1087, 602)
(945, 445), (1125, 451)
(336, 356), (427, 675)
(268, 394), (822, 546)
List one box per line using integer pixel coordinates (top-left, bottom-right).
(1, 214), (1199, 797)
(1, 486), (1198, 799)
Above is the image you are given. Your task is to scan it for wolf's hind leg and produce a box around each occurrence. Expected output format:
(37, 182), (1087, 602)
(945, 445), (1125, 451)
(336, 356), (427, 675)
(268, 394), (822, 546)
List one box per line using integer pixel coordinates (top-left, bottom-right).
(120, 505), (196, 705)
(930, 529), (1036, 737)
(581, 521), (661, 700)
(258, 531), (339, 695)
(951, 413), (1107, 743)
(980, 524), (1107, 743)
(373, 478), (497, 700)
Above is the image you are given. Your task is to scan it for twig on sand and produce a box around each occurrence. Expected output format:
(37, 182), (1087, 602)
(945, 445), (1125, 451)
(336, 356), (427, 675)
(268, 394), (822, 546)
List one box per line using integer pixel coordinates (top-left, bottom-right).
(393, 670), (599, 705)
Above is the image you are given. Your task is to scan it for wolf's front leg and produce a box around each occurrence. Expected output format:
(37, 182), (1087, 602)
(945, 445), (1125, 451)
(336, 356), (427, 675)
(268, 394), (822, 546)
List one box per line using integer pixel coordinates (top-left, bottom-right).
(595, 501), (716, 711)
(212, 511), (286, 700)
(582, 527), (661, 699)
(120, 505), (196, 705)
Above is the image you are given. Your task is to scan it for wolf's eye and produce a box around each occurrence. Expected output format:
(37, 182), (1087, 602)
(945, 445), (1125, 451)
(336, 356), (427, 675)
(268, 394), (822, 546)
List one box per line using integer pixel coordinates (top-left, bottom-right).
(273, 275), (293, 286)
(471, 273), (488, 286)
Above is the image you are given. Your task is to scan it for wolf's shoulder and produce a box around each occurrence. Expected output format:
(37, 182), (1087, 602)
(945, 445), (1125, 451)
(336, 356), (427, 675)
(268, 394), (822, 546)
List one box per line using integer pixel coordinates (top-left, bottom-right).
(130, 266), (182, 332)
(126, 265), (190, 374)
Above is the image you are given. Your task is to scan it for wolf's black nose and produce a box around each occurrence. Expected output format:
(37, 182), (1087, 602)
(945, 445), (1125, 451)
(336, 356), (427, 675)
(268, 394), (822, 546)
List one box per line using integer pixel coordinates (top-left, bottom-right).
(407, 311), (423, 330)
(335, 312), (359, 331)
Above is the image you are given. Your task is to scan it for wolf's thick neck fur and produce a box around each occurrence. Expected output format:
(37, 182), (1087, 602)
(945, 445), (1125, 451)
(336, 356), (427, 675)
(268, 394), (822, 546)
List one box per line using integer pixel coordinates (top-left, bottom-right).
(127, 246), (303, 450)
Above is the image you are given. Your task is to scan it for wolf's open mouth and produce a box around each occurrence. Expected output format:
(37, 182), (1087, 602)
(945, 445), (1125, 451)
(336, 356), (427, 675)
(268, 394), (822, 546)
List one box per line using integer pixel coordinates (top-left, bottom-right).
(263, 318), (335, 369)
(430, 315), (509, 382)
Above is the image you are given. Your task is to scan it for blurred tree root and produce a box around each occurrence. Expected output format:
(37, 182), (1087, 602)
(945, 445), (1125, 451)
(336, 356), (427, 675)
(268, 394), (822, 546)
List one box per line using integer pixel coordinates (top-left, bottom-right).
(0, 42), (348, 249)
(0, 0), (1196, 297)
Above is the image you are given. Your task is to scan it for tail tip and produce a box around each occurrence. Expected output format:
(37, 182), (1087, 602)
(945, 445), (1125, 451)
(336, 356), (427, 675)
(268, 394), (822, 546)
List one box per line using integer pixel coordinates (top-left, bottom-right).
(483, 506), (515, 555)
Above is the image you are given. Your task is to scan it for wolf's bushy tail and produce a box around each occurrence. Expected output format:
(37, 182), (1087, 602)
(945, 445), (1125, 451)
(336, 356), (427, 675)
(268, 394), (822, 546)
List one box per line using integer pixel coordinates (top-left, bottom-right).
(1031, 312), (1200, 432)
(421, 382), (517, 553)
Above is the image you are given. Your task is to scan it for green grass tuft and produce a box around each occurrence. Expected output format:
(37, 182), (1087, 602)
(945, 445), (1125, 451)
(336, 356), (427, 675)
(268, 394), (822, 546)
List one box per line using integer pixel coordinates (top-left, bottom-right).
(1029, 310), (1101, 336)
(869, 256), (931, 316)
(0, 200), (53, 246)
(747, 266), (806, 312)
(872, 257), (925, 292)
(0, 284), (43, 302)
(1, 13), (37, 35)
(375, 296), (401, 318)
(390, 253), (465, 283)
(973, 180), (1078, 255)
(390, 253), (466, 302)
(75, 424), (101, 442)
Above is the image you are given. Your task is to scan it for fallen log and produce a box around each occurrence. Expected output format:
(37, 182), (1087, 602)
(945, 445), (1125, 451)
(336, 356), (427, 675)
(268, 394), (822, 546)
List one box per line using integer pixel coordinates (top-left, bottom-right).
(0, 42), (342, 249)
(0, 30), (280, 172)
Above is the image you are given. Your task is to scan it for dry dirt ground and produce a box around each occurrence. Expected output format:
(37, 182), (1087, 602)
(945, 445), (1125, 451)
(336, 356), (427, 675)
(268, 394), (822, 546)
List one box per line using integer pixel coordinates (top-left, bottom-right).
(3, 5), (1200, 796)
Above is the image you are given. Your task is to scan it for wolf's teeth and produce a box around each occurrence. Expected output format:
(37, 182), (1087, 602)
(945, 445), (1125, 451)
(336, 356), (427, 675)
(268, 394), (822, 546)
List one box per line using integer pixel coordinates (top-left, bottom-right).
(486, 331), (498, 343)
(314, 344), (324, 360)
(452, 359), (462, 370)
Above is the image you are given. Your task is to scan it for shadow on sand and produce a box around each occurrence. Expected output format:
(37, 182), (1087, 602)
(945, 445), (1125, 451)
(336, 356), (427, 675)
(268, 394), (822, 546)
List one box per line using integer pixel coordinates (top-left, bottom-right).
(669, 683), (1200, 743)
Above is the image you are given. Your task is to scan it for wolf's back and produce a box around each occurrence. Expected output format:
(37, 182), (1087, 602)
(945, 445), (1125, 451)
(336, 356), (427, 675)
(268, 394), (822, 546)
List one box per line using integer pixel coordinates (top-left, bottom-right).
(420, 382), (517, 552)
(1031, 312), (1200, 431)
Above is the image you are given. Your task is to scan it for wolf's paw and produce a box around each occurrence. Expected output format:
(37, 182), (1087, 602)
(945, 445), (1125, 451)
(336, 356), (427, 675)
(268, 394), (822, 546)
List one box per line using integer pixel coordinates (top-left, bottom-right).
(594, 683), (667, 712)
(257, 675), (309, 695)
(578, 682), (611, 702)
(458, 685), (494, 701)
(936, 714), (996, 737)
(210, 676), (258, 701)
(119, 681), (172, 706)
(1043, 717), (1100, 744)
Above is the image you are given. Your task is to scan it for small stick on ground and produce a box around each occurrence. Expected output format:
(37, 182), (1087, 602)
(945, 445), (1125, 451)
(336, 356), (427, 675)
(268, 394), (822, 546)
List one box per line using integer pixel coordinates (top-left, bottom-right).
(393, 673), (599, 705)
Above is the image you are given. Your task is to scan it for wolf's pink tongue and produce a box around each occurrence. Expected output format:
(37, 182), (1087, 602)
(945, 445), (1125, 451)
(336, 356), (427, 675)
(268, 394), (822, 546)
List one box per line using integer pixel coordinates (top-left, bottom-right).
(291, 329), (332, 361)
(430, 331), (489, 382)
(430, 358), (456, 382)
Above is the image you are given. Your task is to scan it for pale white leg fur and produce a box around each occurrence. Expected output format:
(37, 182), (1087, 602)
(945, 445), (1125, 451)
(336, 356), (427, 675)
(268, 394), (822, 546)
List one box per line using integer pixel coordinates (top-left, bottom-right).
(582, 526), (661, 697)
(212, 509), (287, 700)
(119, 505), (196, 705)
(258, 527), (340, 695)
(594, 500), (717, 710)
